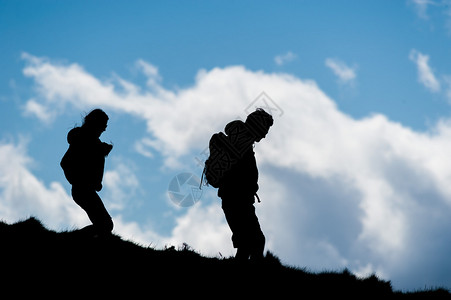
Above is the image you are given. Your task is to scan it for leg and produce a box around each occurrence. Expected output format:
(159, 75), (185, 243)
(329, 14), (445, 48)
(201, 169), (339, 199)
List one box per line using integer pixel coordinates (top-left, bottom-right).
(222, 198), (265, 261)
(223, 204), (249, 260)
(72, 186), (113, 236)
(242, 204), (265, 260)
(235, 247), (251, 261)
(249, 229), (265, 260)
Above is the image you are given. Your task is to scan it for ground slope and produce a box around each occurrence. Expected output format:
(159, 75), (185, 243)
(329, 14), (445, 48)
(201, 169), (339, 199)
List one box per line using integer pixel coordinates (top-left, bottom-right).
(0, 217), (449, 298)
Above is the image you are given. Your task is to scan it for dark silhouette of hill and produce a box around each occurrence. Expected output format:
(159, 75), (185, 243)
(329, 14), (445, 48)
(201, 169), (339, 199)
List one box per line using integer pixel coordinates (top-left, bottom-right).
(1, 217), (449, 298)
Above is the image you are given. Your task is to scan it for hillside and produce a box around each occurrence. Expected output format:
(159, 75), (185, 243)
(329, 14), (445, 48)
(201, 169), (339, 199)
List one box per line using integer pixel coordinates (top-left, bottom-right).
(1, 217), (449, 298)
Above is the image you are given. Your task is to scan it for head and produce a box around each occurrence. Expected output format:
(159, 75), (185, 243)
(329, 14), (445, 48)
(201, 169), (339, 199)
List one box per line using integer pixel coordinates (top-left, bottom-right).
(245, 108), (274, 142)
(82, 108), (109, 137)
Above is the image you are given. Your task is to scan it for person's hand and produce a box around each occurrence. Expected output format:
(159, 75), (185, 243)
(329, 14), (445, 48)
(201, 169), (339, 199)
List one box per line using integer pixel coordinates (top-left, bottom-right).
(103, 142), (113, 156)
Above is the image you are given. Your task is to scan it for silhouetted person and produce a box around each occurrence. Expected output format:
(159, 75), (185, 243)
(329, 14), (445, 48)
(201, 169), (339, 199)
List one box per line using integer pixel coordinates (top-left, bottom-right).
(61, 109), (114, 237)
(217, 108), (274, 261)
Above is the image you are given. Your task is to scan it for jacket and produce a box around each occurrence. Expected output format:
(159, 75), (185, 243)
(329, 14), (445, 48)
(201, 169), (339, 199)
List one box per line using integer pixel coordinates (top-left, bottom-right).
(217, 145), (259, 203)
(60, 127), (111, 190)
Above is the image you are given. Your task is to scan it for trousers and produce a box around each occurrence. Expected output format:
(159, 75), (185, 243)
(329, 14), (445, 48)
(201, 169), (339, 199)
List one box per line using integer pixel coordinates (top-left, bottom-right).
(222, 195), (265, 260)
(72, 185), (113, 235)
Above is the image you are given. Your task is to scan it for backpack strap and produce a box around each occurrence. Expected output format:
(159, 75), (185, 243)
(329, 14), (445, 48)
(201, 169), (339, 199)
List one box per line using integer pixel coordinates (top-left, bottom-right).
(199, 166), (206, 190)
(254, 193), (261, 203)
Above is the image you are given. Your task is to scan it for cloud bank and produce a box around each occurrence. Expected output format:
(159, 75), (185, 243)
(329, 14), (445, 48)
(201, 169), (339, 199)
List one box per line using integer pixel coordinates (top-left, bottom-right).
(4, 53), (451, 290)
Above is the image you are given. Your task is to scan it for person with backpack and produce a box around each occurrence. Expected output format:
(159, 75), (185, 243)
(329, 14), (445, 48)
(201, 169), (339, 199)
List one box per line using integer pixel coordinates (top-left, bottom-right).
(61, 108), (114, 237)
(203, 108), (274, 260)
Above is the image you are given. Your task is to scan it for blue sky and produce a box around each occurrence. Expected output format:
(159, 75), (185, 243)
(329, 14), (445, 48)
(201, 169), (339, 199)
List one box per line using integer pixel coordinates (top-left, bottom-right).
(2, 0), (451, 291)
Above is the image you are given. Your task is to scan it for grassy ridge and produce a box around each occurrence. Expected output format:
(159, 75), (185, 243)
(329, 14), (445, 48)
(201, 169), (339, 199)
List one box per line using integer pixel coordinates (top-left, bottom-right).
(1, 217), (449, 298)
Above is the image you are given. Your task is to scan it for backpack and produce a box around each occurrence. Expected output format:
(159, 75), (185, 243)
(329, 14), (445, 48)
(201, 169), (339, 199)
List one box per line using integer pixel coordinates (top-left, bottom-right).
(201, 132), (239, 188)
(60, 146), (76, 185)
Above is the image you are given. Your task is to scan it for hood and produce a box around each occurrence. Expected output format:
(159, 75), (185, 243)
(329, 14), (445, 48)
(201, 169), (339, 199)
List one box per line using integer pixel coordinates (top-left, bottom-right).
(67, 127), (82, 145)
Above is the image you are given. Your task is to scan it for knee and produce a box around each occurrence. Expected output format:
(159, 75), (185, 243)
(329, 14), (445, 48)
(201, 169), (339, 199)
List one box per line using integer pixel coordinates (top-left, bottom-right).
(97, 217), (113, 235)
(105, 217), (114, 233)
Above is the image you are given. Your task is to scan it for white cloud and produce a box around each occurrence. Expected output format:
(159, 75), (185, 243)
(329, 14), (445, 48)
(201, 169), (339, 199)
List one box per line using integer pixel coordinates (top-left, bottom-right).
(409, 49), (441, 92)
(15, 53), (451, 290)
(22, 98), (56, 123)
(325, 58), (357, 84)
(409, 0), (437, 19)
(134, 138), (155, 158)
(135, 59), (162, 89)
(409, 0), (451, 35)
(274, 51), (297, 66)
(103, 158), (140, 211)
(111, 214), (163, 247)
(163, 198), (233, 257)
(0, 138), (86, 229)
